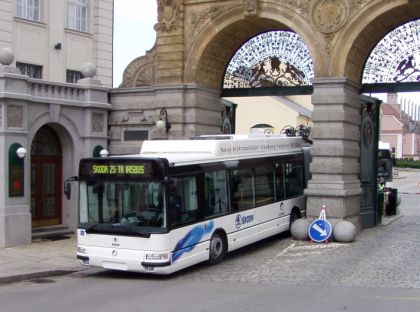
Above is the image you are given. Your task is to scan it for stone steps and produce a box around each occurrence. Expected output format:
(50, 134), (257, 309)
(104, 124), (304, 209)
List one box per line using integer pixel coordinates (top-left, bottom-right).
(32, 225), (74, 241)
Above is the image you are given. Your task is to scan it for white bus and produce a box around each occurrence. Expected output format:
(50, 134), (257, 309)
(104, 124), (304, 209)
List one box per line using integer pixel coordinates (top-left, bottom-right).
(76, 134), (308, 274)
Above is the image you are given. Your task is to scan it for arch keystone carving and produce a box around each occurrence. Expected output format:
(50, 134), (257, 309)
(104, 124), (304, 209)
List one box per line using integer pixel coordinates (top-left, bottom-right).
(311, 0), (350, 34)
(243, 0), (259, 17)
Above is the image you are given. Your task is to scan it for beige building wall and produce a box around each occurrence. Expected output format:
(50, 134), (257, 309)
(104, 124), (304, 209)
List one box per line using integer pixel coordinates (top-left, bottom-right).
(287, 95), (313, 112)
(228, 96), (312, 134)
(0, 0), (113, 86)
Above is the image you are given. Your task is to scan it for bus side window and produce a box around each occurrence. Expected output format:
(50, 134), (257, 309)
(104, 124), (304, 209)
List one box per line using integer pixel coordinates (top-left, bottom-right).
(230, 168), (254, 211)
(284, 162), (303, 198)
(204, 170), (229, 217)
(169, 176), (198, 227)
(275, 163), (285, 201)
(254, 165), (275, 206)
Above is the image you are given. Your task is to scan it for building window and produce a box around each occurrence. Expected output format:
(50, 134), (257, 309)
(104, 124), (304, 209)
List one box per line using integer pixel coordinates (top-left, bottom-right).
(67, 0), (88, 32)
(16, 62), (42, 79)
(16, 0), (40, 21)
(66, 70), (83, 83)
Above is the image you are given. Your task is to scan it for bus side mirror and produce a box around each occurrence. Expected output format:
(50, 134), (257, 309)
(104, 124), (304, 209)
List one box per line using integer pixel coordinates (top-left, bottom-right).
(64, 182), (71, 200)
(64, 176), (78, 200)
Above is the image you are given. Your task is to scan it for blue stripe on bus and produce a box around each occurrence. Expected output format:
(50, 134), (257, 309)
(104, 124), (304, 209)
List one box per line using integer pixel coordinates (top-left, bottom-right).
(172, 221), (214, 262)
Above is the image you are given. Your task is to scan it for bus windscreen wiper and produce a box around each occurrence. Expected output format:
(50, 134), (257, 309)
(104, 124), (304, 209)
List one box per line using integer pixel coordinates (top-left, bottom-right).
(84, 223), (100, 233)
(84, 223), (150, 237)
(112, 226), (151, 238)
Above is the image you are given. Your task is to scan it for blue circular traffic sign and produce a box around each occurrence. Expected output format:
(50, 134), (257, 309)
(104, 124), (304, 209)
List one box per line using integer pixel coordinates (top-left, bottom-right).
(308, 219), (332, 243)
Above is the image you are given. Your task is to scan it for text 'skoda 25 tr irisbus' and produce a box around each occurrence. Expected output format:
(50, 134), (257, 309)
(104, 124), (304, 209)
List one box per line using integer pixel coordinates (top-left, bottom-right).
(76, 134), (308, 274)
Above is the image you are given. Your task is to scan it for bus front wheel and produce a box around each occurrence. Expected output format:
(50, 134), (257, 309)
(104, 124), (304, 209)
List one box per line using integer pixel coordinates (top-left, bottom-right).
(208, 232), (226, 265)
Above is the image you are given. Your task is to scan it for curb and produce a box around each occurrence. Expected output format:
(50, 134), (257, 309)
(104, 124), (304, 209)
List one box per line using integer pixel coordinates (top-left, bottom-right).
(0, 269), (78, 285)
(380, 214), (403, 226)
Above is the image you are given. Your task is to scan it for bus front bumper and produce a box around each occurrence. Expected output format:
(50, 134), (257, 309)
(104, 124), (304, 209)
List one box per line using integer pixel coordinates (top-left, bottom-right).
(77, 246), (173, 274)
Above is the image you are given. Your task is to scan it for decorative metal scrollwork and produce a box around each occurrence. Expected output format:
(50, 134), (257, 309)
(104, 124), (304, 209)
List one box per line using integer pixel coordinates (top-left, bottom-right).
(223, 31), (314, 89)
(363, 19), (420, 84)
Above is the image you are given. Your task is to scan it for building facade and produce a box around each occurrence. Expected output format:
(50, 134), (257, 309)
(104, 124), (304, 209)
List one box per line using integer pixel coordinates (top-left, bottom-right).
(0, 0), (112, 87)
(380, 93), (420, 160)
(3, 0), (420, 247)
(0, 0), (112, 248)
(111, 0), (420, 231)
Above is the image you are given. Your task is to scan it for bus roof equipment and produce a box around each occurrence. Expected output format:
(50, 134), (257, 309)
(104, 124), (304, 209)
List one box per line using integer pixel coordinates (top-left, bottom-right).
(140, 134), (303, 166)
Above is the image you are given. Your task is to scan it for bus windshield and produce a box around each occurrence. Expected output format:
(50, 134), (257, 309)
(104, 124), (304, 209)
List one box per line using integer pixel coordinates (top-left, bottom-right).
(79, 180), (166, 235)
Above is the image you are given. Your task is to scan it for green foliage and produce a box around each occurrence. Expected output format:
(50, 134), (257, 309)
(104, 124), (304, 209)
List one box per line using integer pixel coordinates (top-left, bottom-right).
(396, 158), (420, 168)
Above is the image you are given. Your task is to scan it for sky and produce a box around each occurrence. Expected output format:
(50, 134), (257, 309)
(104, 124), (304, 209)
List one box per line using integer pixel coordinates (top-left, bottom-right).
(113, 0), (157, 87)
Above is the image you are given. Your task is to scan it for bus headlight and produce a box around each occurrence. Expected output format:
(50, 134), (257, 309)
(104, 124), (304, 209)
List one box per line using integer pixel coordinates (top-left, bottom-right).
(77, 246), (88, 255)
(145, 252), (169, 261)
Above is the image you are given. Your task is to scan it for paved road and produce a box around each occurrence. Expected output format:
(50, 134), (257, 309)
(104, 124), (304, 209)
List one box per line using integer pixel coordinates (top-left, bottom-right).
(164, 169), (420, 288)
(0, 169), (419, 312)
(394, 168), (420, 193)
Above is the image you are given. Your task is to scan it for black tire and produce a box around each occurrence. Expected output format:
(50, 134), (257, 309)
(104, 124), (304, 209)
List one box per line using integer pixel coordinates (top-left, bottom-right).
(208, 232), (227, 265)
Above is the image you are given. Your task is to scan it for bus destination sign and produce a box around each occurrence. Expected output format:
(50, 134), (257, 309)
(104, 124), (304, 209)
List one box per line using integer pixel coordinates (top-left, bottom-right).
(92, 163), (145, 175)
(79, 158), (165, 180)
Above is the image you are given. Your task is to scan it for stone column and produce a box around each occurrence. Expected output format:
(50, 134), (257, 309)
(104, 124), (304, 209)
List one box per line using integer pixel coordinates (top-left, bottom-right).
(305, 78), (362, 231)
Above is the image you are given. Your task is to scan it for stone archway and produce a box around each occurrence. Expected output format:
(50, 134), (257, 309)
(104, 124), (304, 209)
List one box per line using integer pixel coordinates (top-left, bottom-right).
(29, 121), (78, 235)
(113, 0), (420, 230)
(183, 8), (322, 89)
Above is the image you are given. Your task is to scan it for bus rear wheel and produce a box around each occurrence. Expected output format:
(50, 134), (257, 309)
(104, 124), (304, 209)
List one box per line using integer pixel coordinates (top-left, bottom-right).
(208, 232), (226, 265)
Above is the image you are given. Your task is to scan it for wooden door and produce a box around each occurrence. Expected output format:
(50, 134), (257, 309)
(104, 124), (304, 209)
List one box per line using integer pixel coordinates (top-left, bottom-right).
(31, 126), (62, 227)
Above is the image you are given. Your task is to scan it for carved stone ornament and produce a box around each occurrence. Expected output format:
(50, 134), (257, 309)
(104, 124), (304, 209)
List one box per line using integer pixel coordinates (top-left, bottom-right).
(189, 6), (226, 40)
(7, 105), (23, 128)
(243, 0), (259, 17)
(91, 113), (104, 133)
(310, 0), (350, 34)
(121, 46), (156, 87)
(154, 0), (181, 32)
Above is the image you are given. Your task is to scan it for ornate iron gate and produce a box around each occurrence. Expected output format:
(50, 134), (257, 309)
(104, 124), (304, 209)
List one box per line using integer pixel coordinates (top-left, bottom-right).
(359, 95), (381, 228)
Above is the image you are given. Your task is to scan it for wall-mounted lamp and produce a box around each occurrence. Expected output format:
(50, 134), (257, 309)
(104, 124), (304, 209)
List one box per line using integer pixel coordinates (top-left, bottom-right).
(54, 43), (62, 50)
(9, 143), (25, 197)
(156, 108), (171, 133)
(16, 147), (27, 159)
(99, 149), (109, 157)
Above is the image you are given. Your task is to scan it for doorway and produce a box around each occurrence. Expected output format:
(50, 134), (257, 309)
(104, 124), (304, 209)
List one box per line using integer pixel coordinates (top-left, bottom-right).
(31, 125), (63, 227)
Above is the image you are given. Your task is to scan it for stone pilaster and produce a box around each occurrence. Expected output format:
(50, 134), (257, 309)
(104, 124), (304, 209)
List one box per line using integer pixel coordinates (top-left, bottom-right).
(305, 77), (362, 231)
(154, 1), (184, 85)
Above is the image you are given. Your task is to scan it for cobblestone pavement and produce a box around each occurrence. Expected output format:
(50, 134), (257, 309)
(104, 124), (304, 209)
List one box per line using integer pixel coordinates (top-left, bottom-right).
(174, 193), (420, 288)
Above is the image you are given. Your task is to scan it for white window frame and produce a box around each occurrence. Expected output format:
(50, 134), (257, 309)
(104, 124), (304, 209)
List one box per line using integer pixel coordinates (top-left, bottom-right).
(16, 0), (40, 22)
(67, 0), (88, 32)
(66, 69), (84, 83)
(16, 62), (43, 79)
